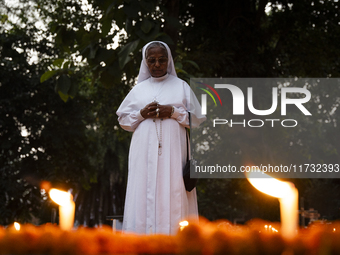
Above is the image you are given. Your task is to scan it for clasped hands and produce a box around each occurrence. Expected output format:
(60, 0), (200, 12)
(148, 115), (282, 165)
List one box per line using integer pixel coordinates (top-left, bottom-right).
(140, 102), (173, 119)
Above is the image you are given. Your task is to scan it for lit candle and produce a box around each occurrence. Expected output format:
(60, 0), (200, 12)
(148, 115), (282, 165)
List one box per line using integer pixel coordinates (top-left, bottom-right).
(179, 221), (189, 231)
(14, 222), (20, 231)
(246, 171), (298, 240)
(49, 188), (75, 231)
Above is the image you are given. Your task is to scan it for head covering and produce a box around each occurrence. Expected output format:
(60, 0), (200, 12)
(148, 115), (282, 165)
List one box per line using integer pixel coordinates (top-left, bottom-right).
(137, 41), (177, 84)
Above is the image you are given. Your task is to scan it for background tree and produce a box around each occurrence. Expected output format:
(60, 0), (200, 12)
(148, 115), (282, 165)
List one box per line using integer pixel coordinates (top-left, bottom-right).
(178, 0), (340, 222)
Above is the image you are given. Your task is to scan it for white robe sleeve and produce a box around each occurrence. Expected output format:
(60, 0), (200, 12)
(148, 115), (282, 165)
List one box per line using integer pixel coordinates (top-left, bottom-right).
(170, 106), (190, 128)
(116, 85), (146, 132)
(117, 110), (145, 132)
(170, 81), (206, 129)
(184, 82), (206, 128)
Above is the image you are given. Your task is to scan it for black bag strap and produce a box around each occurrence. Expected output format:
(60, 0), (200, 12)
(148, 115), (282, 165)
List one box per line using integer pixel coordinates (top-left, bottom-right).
(186, 112), (191, 162)
(186, 130), (189, 162)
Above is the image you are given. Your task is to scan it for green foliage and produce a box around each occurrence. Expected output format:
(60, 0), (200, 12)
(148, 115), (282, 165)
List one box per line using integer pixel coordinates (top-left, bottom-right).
(118, 39), (140, 69)
(40, 70), (57, 83)
(35, 0), (176, 96)
(0, 13), (95, 224)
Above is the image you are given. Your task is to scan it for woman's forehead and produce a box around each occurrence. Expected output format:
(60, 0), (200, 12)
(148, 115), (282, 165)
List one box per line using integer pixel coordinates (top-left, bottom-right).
(146, 46), (167, 57)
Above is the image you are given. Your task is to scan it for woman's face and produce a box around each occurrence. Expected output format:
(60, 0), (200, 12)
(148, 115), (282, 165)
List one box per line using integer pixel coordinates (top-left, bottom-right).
(145, 46), (168, 78)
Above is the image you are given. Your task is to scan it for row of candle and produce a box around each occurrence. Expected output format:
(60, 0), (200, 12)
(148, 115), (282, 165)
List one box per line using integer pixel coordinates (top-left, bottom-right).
(45, 169), (299, 240)
(3, 219), (340, 255)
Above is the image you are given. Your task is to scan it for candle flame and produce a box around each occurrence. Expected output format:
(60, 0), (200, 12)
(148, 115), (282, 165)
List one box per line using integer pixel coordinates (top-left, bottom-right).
(14, 222), (20, 231)
(49, 188), (73, 206)
(246, 170), (295, 198)
(179, 220), (189, 231)
(179, 221), (189, 227)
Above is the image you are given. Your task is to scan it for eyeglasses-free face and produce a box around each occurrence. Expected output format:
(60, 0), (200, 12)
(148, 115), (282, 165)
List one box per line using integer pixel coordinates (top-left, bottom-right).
(145, 47), (169, 77)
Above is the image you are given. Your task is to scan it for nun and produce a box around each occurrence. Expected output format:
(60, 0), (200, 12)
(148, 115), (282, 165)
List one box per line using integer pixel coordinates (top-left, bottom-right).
(116, 41), (205, 235)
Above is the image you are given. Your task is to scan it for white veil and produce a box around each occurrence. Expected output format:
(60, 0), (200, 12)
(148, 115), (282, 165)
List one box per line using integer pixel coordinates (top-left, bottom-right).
(137, 41), (177, 84)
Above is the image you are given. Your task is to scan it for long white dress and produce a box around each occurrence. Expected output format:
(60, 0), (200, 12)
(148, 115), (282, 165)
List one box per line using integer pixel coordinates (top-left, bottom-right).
(116, 73), (205, 235)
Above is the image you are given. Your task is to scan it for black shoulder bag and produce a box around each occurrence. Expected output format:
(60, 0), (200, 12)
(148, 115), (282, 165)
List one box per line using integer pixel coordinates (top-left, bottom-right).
(183, 113), (198, 191)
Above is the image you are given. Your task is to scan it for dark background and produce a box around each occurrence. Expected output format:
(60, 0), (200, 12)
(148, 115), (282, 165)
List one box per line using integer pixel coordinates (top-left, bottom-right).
(0, 0), (339, 226)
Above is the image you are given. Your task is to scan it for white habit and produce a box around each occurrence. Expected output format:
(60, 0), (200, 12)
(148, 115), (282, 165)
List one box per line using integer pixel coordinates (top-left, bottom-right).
(116, 73), (205, 235)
